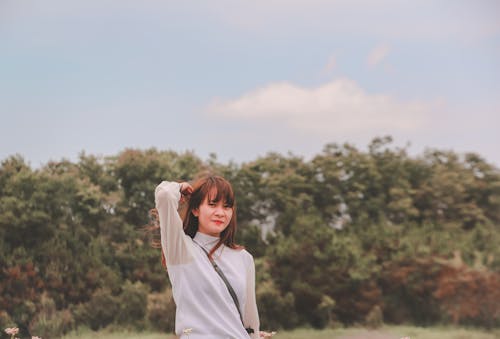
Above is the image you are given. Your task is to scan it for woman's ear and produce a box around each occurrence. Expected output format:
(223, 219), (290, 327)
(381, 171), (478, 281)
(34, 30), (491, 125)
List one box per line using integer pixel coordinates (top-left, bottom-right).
(192, 208), (199, 217)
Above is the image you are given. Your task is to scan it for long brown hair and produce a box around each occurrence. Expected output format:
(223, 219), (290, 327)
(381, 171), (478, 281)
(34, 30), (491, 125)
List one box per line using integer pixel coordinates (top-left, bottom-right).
(148, 175), (242, 268)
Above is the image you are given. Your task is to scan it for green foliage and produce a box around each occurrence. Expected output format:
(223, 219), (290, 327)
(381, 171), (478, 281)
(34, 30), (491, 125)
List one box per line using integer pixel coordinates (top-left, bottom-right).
(255, 258), (298, 330)
(0, 310), (13, 330)
(113, 149), (204, 226)
(146, 288), (176, 333)
(1, 139), (500, 332)
(267, 211), (380, 327)
(73, 288), (120, 331)
(364, 305), (383, 329)
(30, 294), (75, 338)
(115, 281), (149, 329)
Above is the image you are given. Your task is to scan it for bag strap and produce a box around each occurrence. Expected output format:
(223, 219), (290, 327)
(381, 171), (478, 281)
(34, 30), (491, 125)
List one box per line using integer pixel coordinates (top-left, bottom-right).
(194, 241), (254, 334)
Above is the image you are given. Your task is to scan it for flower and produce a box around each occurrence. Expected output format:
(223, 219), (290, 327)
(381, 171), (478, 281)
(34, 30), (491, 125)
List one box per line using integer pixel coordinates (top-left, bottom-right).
(5, 327), (19, 335)
(183, 328), (193, 334)
(32, 336), (42, 339)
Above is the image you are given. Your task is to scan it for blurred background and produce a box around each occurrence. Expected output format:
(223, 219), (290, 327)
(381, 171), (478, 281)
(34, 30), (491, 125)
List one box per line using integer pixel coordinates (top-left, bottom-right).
(0, 1), (499, 338)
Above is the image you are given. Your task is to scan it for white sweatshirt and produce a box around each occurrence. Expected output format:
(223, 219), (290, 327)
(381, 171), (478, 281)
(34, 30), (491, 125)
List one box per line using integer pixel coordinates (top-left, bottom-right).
(155, 181), (260, 339)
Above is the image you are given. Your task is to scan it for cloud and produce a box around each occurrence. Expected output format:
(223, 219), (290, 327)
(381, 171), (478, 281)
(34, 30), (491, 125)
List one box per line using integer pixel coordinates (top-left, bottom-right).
(206, 79), (433, 137)
(367, 43), (390, 67)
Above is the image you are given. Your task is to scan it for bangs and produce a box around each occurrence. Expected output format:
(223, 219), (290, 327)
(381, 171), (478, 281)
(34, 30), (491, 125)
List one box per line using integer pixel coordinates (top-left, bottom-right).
(201, 177), (235, 207)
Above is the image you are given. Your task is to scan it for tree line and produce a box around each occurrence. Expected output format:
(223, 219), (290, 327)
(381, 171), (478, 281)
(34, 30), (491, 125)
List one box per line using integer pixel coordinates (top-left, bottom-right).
(1, 137), (499, 338)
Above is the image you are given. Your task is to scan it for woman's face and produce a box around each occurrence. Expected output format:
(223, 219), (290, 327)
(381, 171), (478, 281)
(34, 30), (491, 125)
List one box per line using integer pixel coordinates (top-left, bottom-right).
(193, 191), (233, 237)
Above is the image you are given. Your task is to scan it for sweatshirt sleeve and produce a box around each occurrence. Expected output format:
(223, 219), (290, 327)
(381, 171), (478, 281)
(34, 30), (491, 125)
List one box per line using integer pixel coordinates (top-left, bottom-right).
(154, 181), (195, 266)
(243, 254), (260, 338)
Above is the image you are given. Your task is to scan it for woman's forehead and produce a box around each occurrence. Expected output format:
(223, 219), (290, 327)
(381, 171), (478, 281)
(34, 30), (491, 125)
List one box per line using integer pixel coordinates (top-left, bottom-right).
(203, 186), (233, 202)
(206, 188), (222, 201)
(205, 188), (217, 198)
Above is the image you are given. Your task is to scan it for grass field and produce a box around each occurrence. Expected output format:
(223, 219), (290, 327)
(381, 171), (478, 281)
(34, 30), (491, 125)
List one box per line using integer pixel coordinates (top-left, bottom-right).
(61, 326), (500, 339)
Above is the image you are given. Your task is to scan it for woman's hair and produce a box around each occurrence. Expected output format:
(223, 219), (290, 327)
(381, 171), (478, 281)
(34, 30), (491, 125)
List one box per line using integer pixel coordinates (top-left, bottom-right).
(147, 175), (242, 269)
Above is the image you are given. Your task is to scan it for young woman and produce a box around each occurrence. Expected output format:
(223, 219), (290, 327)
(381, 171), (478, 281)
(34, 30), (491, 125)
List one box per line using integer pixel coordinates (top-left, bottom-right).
(154, 175), (261, 338)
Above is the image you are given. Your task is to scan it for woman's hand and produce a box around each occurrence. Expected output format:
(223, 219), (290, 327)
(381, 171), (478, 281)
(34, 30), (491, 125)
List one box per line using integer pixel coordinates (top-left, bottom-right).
(260, 331), (276, 338)
(179, 182), (193, 203)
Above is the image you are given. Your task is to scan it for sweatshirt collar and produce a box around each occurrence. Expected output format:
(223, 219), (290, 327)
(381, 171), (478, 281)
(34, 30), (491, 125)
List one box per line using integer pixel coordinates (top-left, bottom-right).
(194, 232), (220, 248)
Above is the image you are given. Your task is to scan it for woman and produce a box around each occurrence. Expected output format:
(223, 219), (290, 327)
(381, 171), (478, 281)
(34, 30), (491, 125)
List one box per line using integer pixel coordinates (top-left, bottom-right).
(154, 175), (262, 338)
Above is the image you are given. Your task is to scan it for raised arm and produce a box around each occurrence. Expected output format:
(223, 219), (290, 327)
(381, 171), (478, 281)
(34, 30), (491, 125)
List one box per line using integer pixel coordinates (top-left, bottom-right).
(154, 181), (195, 266)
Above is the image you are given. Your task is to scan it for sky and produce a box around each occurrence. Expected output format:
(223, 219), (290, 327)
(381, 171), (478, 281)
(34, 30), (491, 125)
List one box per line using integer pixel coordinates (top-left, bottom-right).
(1, 0), (499, 168)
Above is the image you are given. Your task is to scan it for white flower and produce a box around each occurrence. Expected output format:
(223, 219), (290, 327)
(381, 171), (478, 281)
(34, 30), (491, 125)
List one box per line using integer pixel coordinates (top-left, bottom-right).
(5, 328), (19, 335)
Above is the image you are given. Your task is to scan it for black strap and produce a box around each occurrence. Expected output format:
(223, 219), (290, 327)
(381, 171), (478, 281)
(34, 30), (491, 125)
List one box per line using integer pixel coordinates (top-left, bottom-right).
(194, 241), (254, 334)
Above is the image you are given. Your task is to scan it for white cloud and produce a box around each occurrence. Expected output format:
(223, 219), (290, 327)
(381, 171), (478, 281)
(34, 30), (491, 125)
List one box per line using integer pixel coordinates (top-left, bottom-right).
(206, 79), (433, 137)
(367, 43), (390, 67)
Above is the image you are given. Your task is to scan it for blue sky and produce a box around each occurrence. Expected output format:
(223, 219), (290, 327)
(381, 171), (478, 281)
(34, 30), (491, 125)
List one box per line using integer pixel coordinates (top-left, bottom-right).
(1, 1), (499, 167)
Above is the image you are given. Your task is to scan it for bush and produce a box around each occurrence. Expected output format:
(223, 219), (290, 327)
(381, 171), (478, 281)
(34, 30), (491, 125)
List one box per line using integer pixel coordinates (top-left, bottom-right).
(364, 305), (383, 329)
(381, 257), (443, 325)
(434, 264), (500, 328)
(29, 294), (74, 338)
(0, 311), (13, 330)
(73, 288), (119, 330)
(146, 288), (176, 333)
(257, 280), (298, 331)
(115, 281), (149, 329)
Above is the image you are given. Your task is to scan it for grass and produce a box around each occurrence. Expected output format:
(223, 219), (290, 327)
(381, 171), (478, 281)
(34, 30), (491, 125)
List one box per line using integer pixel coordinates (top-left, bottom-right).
(270, 326), (500, 339)
(61, 326), (500, 339)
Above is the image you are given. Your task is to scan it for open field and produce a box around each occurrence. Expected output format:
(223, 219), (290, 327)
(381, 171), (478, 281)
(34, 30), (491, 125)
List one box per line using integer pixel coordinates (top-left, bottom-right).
(62, 326), (500, 339)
